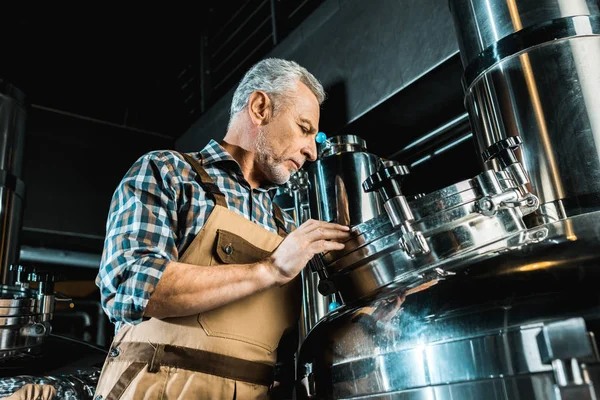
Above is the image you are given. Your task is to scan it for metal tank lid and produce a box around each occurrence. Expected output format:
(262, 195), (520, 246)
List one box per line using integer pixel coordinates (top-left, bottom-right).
(318, 135), (368, 158)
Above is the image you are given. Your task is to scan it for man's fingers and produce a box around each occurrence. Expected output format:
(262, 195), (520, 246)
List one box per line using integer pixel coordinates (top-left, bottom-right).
(306, 227), (352, 242)
(310, 240), (346, 254)
(301, 220), (350, 234)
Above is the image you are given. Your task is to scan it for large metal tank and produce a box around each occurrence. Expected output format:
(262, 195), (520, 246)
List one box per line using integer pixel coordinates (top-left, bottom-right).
(453, 0), (600, 224)
(296, 1), (600, 398)
(300, 213), (600, 398)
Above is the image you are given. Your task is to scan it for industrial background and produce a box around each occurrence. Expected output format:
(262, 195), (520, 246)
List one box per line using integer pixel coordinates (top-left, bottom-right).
(5, 1), (600, 399)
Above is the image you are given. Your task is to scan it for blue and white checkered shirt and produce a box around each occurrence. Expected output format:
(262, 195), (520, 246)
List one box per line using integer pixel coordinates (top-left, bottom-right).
(95, 139), (295, 332)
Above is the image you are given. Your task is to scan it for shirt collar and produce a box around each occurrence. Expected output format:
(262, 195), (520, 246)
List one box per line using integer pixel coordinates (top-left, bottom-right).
(198, 139), (280, 193)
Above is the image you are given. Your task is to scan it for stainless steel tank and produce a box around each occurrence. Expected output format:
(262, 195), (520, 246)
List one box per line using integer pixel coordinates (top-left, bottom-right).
(306, 135), (384, 227)
(451, 0), (600, 224)
(320, 167), (538, 305)
(0, 282), (54, 359)
(300, 211), (600, 399)
(296, 1), (600, 398)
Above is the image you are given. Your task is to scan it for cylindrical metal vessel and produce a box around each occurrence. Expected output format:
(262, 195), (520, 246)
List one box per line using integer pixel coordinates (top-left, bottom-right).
(0, 82), (26, 285)
(450, 0), (600, 222)
(450, 0), (600, 67)
(320, 169), (536, 305)
(299, 211), (600, 399)
(0, 285), (53, 359)
(306, 135), (384, 227)
(297, 1), (600, 398)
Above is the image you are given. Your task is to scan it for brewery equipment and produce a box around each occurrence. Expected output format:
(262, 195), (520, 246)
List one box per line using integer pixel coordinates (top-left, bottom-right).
(295, 1), (600, 399)
(0, 82), (60, 360)
(0, 82), (105, 398)
(456, 0), (600, 224)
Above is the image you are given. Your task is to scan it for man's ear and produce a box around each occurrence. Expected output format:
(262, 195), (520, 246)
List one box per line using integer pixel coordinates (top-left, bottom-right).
(247, 91), (272, 126)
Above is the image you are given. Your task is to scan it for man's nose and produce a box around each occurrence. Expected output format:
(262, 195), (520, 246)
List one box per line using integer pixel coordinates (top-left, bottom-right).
(302, 138), (317, 162)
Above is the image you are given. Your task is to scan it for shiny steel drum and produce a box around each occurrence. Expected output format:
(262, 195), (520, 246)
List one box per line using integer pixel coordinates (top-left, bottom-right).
(0, 285), (51, 359)
(320, 170), (537, 305)
(450, 0), (600, 222)
(299, 211), (600, 399)
(306, 135), (384, 227)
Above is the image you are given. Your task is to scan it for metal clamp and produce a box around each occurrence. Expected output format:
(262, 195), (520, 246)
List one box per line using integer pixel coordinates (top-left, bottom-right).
(476, 190), (539, 216)
(476, 171), (539, 216)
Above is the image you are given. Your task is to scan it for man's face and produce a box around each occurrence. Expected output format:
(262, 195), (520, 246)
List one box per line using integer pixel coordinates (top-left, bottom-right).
(255, 81), (320, 185)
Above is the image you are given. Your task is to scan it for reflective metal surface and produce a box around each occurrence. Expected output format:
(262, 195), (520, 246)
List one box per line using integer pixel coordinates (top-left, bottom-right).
(449, 0), (600, 222)
(320, 169), (535, 305)
(299, 211), (600, 399)
(466, 35), (600, 221)
(449, 0), (600, 68)
(306, 135), (384, 227)
(318, 135), (368, 158)
(0, 285), (54, 359)
(296, 1), (600, 398)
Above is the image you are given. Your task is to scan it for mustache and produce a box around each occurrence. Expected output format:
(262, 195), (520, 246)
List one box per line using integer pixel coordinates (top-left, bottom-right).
(290, 158), (305, 168)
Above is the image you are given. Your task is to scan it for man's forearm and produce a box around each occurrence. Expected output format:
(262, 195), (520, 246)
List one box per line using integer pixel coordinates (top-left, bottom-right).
(144, 260), (276, 319)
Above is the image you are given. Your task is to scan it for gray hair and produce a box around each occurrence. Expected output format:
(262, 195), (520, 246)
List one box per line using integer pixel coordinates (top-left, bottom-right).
(228, 58), (326, 125)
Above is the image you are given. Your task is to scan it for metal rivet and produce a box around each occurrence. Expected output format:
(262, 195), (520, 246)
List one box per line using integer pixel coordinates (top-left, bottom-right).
(224, 245), (233, 255)
(109, 347), (120, 358)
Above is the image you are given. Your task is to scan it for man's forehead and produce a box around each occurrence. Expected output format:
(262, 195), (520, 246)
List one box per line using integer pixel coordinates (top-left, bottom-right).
(295, 83), (320, 112)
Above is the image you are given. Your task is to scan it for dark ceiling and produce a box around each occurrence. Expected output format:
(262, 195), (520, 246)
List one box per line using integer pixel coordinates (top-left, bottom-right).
(1, 1), (326, 139)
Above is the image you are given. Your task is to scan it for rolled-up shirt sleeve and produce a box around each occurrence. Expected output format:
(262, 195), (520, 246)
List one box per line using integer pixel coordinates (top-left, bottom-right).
(96, 151), (180, 328)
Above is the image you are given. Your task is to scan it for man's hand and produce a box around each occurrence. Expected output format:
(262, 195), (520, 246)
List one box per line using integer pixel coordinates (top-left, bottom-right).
(266, 219), (350, 285)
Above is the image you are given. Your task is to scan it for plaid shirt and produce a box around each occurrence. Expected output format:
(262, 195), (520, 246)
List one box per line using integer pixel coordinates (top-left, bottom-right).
(96, 139), (295, 332)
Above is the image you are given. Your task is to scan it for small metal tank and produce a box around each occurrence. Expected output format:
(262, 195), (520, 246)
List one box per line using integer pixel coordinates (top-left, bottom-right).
(306, 135), (384, 227)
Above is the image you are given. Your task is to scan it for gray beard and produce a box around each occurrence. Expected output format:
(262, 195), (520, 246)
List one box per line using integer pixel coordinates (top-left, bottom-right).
(255, 128), (292, 185)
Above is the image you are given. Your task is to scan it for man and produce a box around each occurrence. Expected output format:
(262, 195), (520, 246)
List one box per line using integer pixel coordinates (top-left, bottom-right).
(93, 58), (350, 399)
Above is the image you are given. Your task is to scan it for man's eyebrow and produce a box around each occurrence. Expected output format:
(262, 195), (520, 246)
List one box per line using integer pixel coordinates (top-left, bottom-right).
(299, 118), (316, 132)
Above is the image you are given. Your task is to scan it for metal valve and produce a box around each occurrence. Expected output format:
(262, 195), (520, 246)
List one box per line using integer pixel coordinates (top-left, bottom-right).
(363, 161), (429, 257)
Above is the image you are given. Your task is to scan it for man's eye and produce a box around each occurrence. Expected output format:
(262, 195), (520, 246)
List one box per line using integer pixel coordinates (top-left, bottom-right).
(300, 125), (309, 133)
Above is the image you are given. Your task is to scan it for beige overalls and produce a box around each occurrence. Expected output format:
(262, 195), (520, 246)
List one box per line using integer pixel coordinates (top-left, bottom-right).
(93, 153), (302, 399)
